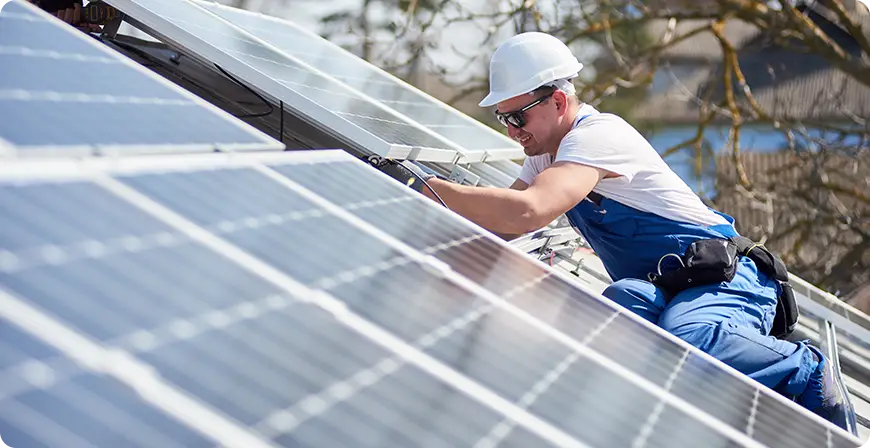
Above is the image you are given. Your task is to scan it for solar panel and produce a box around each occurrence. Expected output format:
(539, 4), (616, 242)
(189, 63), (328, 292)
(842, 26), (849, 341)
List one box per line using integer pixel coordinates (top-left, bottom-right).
(102, 0), (498, 164)
(0, 0), (282, 157)
(0, 150), (862, 448)
(191, 0), (523, 162)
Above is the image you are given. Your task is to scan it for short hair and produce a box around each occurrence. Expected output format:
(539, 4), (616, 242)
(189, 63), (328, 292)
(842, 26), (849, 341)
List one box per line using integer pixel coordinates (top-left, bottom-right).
(529, 84), (579, 105)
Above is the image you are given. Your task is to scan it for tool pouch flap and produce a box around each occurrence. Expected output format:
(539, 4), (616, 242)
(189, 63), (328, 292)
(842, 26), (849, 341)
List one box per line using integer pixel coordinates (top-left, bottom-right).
(650, 239), (739, 296)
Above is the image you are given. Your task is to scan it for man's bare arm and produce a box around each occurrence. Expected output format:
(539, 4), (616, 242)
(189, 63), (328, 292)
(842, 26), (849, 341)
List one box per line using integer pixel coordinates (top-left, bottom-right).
(421, 162), (608, 235)
(495, 178), (530, 241)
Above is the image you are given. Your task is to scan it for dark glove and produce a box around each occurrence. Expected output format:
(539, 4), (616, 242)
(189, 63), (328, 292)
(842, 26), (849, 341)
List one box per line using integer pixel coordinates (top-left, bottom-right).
(364, 155), (438, 193)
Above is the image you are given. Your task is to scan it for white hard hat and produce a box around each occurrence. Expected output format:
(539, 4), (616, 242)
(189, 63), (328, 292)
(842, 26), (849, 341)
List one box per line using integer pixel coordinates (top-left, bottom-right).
(479, 32), (584, 107)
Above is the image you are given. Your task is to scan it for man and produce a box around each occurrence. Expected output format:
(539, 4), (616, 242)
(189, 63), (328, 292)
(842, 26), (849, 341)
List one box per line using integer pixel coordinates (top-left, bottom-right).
(371, 31), (854, 431)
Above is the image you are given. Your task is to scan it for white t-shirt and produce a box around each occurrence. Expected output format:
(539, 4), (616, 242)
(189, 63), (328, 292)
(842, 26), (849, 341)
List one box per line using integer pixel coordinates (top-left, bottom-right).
(518, 104), (729, 227)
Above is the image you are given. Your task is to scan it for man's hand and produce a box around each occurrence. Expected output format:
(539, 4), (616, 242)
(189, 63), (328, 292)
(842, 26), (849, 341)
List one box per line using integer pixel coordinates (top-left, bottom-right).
(28, 0), (102, 32)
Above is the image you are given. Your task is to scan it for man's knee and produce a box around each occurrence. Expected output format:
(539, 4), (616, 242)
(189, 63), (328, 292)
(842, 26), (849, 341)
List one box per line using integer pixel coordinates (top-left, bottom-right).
(658, 319), (718, 353)
(602, 278), (667, 324)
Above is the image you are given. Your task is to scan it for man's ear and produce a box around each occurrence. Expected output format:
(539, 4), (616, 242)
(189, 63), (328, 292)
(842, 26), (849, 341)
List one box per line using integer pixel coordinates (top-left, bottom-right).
(553, 90), (568, 114)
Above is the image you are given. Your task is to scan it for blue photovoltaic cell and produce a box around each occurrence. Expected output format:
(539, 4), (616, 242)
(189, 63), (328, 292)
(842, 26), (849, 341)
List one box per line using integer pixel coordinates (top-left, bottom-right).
(0, 1), (280, 153)
(269, 162), (480, 250)
(117, 168), (408, 284)
(0, 325), (213, 448)
(0, 181), (172, 251)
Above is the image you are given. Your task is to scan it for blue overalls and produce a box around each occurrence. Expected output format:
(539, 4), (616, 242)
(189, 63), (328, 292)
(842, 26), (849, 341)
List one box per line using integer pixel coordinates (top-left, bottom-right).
(563, 116), (820, 401)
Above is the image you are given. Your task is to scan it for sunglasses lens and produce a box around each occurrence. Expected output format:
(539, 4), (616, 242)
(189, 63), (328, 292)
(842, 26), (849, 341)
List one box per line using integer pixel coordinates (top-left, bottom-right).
(508, 113), (524, 128)
(495, 112), (525, 128)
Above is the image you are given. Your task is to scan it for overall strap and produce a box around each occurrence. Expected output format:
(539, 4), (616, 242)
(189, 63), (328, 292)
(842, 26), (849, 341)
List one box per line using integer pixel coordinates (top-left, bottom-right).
(573, 113), (593, 129)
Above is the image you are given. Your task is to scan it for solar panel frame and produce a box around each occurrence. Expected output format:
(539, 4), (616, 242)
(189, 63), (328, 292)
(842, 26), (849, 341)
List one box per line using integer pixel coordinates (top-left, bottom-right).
(102, 0), (492, 164)
(0, 0), (284, 158)
(190, 0), (525, 162)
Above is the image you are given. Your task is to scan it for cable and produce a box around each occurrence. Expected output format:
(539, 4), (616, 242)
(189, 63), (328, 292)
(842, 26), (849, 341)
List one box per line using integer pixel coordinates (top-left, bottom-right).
(405, 168), (449, 209)
(279, 100), (285, 143)
(364, 155), (448, 209)
(107, 39), (274, 125)
(214, 64), (274, 118)
(103, 38), (160, 68)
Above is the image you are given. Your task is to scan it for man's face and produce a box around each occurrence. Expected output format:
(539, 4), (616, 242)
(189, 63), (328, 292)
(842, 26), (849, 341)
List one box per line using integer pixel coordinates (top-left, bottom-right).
(495, 90), (559, 157)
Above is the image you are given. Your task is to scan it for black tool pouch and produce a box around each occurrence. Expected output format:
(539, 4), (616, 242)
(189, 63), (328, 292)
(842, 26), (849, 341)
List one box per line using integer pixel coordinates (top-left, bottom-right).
(731, 236), (799, 339)
(772, 282), (799, 339)
(648, 236), (799, 340)
(648, 239), (739, 297)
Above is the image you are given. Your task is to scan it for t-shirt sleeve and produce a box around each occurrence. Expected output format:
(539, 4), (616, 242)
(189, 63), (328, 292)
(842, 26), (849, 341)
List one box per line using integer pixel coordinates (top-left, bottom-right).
(553, 116), (645, 182)
(517, 155), (543, 185)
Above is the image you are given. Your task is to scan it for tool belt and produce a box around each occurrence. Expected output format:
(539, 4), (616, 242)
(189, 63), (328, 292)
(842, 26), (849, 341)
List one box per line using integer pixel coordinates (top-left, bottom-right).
(647, 236), (799, 339)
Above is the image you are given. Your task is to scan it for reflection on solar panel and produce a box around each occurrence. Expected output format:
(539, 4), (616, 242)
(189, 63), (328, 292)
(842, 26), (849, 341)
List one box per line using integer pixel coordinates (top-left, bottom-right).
(0, 1), (282, 157)
(0, 150), (862, 448)
(193, 0), (523, 162)
(102, 0), (502, 164)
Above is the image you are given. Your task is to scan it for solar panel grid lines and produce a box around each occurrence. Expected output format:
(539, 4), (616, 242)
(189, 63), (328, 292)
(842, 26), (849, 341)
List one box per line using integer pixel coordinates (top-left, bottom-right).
(191, 0), (524, 161)
(492, 250), (855, 447)
(631, 349), (691, 448)
(251, 281), (546, 441)
(79, 161), (590, 448)
(5, 163), (540, 442)
(254, 159), (780, 448)
(0, 151), (864, 448)
(250, 269), (553, 442)
(1, 152), (696, 446)
(1, 355), (71, 400)
(475, 311), (618, 448)
(0, 288), (278, 448)
(0, 0), (282, 156)
(0, 153), (848, 444)
(262, 153), (864, 446)
(0, 170), (584, 446)
(102, 0), (480, 164)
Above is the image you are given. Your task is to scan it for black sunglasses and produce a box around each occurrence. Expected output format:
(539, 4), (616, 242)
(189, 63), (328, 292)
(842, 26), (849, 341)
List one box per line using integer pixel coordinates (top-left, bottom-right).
(494, 91), (554, 128)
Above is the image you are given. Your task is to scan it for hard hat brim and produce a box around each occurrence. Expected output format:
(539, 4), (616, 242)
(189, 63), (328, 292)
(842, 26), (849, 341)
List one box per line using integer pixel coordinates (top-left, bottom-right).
(478, 91), (515, 108)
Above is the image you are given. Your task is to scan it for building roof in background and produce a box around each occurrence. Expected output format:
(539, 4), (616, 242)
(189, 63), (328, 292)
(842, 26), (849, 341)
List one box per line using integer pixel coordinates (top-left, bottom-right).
(644, 18), (760, 61)
(633, 6), (870, 125)
(714, 150), (869, 296)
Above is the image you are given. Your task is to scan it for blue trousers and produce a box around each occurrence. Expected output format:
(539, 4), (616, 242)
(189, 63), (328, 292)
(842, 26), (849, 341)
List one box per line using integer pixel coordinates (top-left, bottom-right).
(603, 257), (818, 397)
